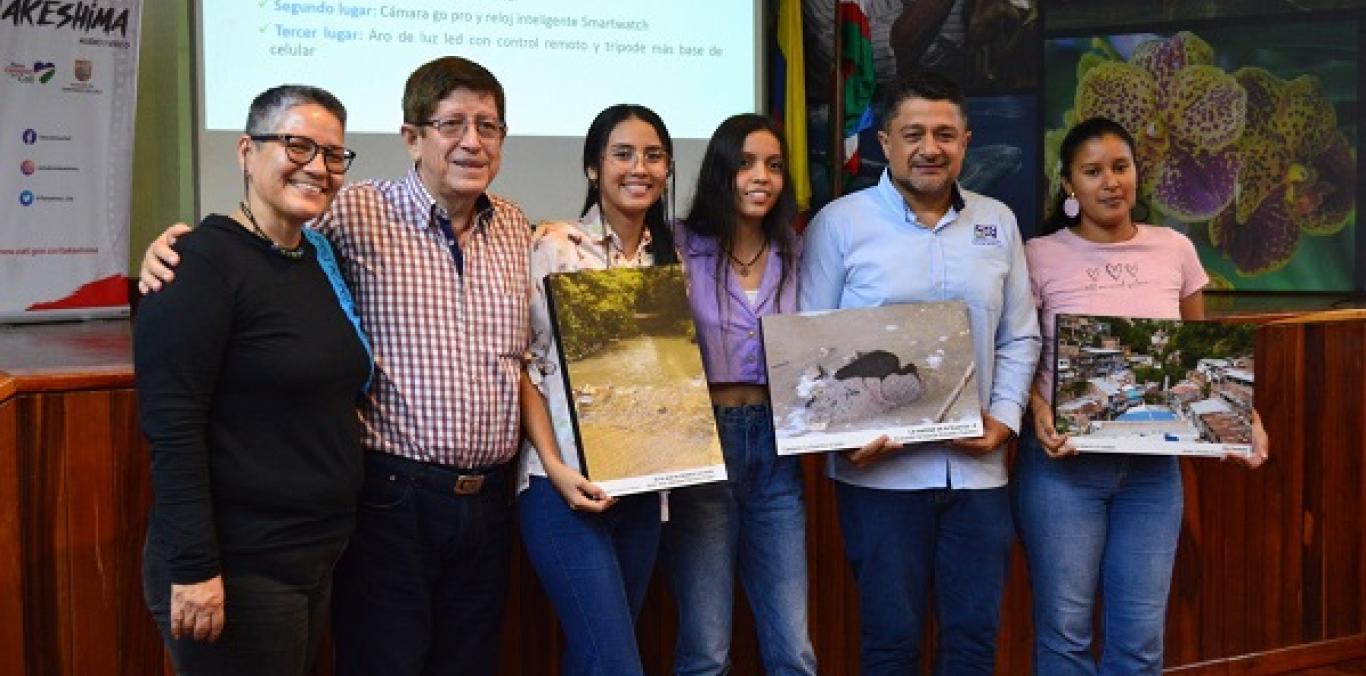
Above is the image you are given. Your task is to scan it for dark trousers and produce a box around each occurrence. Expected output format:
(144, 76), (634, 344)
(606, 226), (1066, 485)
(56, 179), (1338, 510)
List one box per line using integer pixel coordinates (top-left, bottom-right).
(836, 483), (1015, 676)
(143, 538), (342, 676)
(331, 452), (513, 676)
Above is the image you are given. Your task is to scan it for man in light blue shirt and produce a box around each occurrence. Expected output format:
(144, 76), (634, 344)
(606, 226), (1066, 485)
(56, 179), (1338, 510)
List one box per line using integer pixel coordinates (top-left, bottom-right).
(798, 71), (1040, 675)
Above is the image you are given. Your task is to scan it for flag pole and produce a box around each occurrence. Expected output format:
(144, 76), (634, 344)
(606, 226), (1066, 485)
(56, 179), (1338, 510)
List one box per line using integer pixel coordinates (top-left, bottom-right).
(831, 0), (844, 198)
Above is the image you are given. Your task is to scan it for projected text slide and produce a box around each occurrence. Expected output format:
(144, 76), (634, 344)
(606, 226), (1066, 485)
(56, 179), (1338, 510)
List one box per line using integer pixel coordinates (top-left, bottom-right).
(202, 1), (756, 138)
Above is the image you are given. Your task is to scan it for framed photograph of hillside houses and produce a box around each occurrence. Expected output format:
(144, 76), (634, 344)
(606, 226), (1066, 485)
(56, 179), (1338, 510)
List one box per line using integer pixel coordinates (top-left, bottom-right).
(1053, 314), (1256, 456)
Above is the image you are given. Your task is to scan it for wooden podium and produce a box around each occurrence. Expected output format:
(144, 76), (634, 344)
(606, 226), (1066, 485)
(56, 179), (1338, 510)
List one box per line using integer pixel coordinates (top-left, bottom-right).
(1155, 310), (1366, 673)
(1, 312), (1364, 675)
(0, 320), (163, 674)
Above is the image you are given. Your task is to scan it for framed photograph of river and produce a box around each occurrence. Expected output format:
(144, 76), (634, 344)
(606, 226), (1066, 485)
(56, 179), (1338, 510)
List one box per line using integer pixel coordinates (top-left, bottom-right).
(543, 264), (726, 496)
(1053, 314), (1256, 457)
(762, 301), (984, 455)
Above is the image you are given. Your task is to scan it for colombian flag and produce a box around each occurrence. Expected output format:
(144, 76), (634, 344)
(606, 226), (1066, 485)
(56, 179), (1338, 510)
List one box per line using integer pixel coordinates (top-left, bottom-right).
(772, 0), (811, 213)
(840, 0), (876, 179)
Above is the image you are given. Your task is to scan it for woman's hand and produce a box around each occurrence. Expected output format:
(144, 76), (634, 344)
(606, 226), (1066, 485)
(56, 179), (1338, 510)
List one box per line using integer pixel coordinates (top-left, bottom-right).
(1030, 393), (1076, 458)
(546, 463), (617, 513)
(170, 575), (225, 642)
(530, 221), (576, 247)
(1226, 408), (1269, 469)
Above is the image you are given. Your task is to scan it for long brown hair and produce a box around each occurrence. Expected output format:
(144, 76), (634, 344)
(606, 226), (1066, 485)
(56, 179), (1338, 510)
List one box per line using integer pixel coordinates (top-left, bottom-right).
(683, 114), (798, 312)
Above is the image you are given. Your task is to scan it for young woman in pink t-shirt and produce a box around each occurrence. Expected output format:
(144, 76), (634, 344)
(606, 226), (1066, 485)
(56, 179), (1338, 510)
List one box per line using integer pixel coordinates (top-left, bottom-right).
(1017, 117), (1268, 675)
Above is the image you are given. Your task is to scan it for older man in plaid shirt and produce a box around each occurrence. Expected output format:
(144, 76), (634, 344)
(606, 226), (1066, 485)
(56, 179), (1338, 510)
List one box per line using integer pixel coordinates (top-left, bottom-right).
(140, 57), (552, 676)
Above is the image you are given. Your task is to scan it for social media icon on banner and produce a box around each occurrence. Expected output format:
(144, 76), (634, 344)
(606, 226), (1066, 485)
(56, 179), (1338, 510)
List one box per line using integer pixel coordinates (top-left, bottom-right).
(33, 62), (56, 84)
(21, 160), (36, 175)
(22, 129), (38, 145)
(19, 190), (35, 206)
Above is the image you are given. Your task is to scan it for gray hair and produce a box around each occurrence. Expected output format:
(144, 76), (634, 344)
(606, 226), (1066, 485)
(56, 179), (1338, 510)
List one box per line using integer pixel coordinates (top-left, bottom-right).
(244, 84), (347, 135)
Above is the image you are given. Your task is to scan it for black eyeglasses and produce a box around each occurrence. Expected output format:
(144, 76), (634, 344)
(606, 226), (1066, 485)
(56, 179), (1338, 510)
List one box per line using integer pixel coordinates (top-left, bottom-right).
(417, 116), (507, 143)
(250, 134), (357, 174)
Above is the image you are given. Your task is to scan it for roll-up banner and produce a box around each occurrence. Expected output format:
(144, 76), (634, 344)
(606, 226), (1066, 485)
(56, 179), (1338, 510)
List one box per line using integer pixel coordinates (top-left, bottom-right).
(0, 1), (142, 322)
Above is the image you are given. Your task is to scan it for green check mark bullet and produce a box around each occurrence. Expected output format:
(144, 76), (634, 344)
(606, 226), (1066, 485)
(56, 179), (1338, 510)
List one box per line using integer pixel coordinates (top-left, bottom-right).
(259, 23), (269, 32)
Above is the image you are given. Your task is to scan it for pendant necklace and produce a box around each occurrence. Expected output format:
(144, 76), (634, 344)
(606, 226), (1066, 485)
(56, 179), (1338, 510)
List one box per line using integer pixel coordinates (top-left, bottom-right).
(726, 239), (768, 277)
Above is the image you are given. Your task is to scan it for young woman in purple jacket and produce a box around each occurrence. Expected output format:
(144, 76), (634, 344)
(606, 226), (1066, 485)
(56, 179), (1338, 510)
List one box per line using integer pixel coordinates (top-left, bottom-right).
(664, 114), (817, 675)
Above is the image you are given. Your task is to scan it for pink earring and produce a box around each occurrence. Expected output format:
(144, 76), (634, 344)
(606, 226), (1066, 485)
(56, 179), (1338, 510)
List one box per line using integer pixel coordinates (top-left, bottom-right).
(1063, 193), (1080, 218)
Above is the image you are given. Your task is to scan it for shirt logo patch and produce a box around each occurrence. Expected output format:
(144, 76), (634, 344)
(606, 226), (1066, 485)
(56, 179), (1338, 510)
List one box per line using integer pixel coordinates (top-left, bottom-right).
(972, 223), (1000, 246)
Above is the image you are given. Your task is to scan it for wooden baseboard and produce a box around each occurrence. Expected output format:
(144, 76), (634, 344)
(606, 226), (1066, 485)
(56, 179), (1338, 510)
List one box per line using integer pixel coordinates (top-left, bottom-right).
(1168, 634), (1366, 675)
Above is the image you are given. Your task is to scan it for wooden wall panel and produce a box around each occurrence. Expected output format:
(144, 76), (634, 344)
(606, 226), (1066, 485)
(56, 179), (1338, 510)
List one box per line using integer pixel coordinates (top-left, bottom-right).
(995, 544), (1037, 674)
(1260, 311), (1308, 654)
(65, 391), (121, 675)
(1321, 322), (1366, 641)
(800, 456), (861, 675)
(5, 315), (1366, 675)
(110, 392), (164, 676)
(2, 388), (162, 676)
(0, 398), (28, 674)
(18, 394), (76, 675)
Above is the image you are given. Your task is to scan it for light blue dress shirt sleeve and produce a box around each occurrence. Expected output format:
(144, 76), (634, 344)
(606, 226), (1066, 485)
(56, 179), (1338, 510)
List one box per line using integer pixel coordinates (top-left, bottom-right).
(797, 209), (845, 312)
(986, 210), (1041, 435)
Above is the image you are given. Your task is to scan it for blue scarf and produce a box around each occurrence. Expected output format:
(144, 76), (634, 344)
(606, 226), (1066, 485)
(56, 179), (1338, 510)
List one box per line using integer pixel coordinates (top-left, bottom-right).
(304, 228), (373, 394)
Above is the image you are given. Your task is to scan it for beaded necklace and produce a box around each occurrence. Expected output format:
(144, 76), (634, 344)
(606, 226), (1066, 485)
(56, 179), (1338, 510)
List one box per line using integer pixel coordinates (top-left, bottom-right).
(240, 200), (305, 260)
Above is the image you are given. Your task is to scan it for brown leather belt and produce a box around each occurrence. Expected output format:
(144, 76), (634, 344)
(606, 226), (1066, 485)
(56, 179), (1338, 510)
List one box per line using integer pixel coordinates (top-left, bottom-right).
(453, 474), (487, 495)
(365, 452), (508, 497)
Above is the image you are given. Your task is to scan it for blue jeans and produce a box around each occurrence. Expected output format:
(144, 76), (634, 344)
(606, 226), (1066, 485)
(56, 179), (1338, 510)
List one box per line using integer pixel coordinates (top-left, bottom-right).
(1014, 433), (1182, 676)
(663, 403), (816, 675)
(519, 476), (661, 676)
(331, 452), (512, 676)
(836, 481), (1014, 676)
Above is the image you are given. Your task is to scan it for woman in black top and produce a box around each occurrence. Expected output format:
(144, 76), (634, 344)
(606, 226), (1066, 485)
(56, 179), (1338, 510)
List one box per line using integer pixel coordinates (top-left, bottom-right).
(135, 84), (370, 675)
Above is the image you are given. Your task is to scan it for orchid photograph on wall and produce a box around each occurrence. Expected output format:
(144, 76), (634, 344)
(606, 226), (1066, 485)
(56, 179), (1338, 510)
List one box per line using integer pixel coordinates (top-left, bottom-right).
(1044, 22), (1358, 291)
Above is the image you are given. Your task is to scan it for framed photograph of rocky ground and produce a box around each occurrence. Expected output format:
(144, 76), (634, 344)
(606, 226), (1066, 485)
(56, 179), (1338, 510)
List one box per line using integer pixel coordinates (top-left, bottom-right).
(543, 264), (726, 496)
(1053, 314), (1256, 457)
(762, 301), (983, 455)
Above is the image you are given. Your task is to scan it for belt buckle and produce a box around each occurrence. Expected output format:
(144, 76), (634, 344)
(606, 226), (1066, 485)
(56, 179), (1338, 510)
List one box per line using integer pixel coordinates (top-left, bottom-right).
(453, 474), (484, 495)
